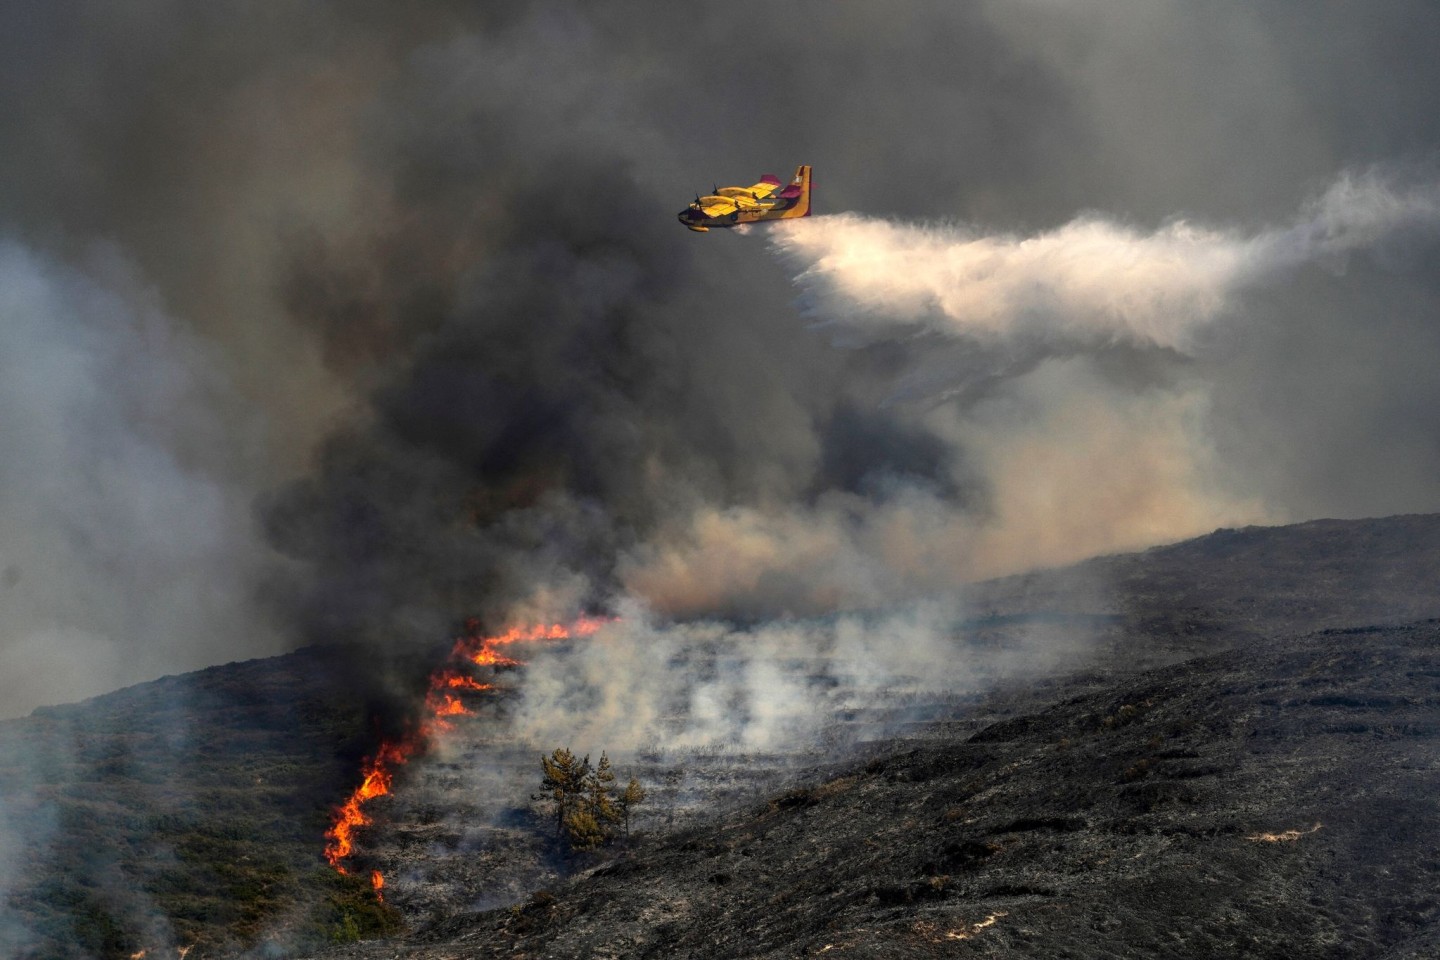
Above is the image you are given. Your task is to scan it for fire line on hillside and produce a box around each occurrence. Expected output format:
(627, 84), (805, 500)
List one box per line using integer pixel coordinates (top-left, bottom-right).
(323, 616), (610, 894)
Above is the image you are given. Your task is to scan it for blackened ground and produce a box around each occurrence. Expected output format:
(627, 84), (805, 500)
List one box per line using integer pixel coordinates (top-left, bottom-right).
(321, 620), (1440, 959)
(357, 514), (1440, 927)
(8, 514), (1440, 957)
(967, 514), (1440, 663)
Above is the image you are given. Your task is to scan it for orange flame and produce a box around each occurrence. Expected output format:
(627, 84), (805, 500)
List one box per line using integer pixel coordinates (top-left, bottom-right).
(440, 671), (492, 690)
(452, 616), (608, 668)
(428, 692), (470, 716)
(324, 741), (416, 871)
(323, 616), (610, 882)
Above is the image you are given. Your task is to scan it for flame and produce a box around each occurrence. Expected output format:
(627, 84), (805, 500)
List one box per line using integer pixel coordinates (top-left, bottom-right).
(440, 671), (492, 690)
(129, 952), (146, 960)
(944, 911), (1008, 940)
(177, 947), (193, 960)
(324, 741), (416, 871)
(1247, 822), (1323, 843)
(427, 692), (471, 717)
(452, 616), (608, 668)
(323, 616), (610, 883)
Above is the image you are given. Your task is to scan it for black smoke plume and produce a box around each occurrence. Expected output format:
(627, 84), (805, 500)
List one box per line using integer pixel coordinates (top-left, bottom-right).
(4, 0), (1440, 732)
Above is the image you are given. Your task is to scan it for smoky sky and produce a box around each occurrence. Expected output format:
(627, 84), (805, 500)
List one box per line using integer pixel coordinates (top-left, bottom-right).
(3, 0), (1440, 715)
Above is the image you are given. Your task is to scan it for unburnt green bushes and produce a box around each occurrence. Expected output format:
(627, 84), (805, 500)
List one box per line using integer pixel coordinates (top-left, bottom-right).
(312, 870), (403, 945)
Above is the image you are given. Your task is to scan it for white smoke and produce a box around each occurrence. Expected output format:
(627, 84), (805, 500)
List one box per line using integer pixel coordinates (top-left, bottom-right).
(506, 595), (1094, 758)
(498, 173), (1440, 762)
(769, 170), (1440, 354)
(617, 359), (1270, 617)
(655, 168), (1440, 606)
(0, 238), (278, 718)
(489, 168), (1440, 807)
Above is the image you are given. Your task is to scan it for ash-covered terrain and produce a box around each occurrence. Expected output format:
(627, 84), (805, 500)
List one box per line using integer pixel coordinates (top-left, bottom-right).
(5, 514), (1440, 958)
(352, 618), (1440, 960)
(333, 515), (1440, 932)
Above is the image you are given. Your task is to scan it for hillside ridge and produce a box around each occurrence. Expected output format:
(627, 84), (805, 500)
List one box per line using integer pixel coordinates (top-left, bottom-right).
(5, 513), (1440, 958)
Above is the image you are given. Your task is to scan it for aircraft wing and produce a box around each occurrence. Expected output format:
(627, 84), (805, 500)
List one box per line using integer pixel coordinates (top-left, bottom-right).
(696, 196), (738, 218)
(746, 175), (784, 200)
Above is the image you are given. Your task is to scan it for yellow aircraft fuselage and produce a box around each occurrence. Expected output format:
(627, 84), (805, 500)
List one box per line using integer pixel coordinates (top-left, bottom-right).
(678, 165), (812, 232)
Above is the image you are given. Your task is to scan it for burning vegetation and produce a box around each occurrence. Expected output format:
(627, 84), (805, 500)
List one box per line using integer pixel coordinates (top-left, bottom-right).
(323, 617), (611, 888)
(10, 523), (1440, 958)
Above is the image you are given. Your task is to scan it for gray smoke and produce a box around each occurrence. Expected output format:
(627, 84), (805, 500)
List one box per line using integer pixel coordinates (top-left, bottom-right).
(5, 2), (1440, 951)
(0, 239), (276, 718)
(508, 597), (1096, 758)
(0, 0), (1438, 787)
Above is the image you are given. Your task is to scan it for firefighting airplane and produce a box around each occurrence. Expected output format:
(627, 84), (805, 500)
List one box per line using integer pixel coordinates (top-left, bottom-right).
(677, 164), (812, 232)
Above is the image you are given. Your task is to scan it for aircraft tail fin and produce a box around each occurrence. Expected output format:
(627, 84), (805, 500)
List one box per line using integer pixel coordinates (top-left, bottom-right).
(777, 164), (812, 218)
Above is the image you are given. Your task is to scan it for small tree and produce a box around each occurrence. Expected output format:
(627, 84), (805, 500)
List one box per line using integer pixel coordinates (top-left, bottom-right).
(537, 748), (590, 839)
(587, 753), (621, 839)
(539, 748), (645, 852)
(563, 807), (607, 852)
(617, 776), (646, 840)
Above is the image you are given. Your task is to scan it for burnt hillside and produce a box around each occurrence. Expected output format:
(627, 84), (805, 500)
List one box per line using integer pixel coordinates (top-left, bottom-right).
(0, 648), (399, 959)
(4, 514), (1440, 958)
(970, 514), (1440, 661)
(331, 620), (1440, 959)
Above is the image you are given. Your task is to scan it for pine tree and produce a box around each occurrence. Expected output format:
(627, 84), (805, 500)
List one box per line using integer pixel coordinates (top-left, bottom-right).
(563, 807), (607, 852)
(538, 747), (646, 852)
(617, 776), (646, 840)
(586, 752), (621, 839)
(538, 748), (590, 839)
